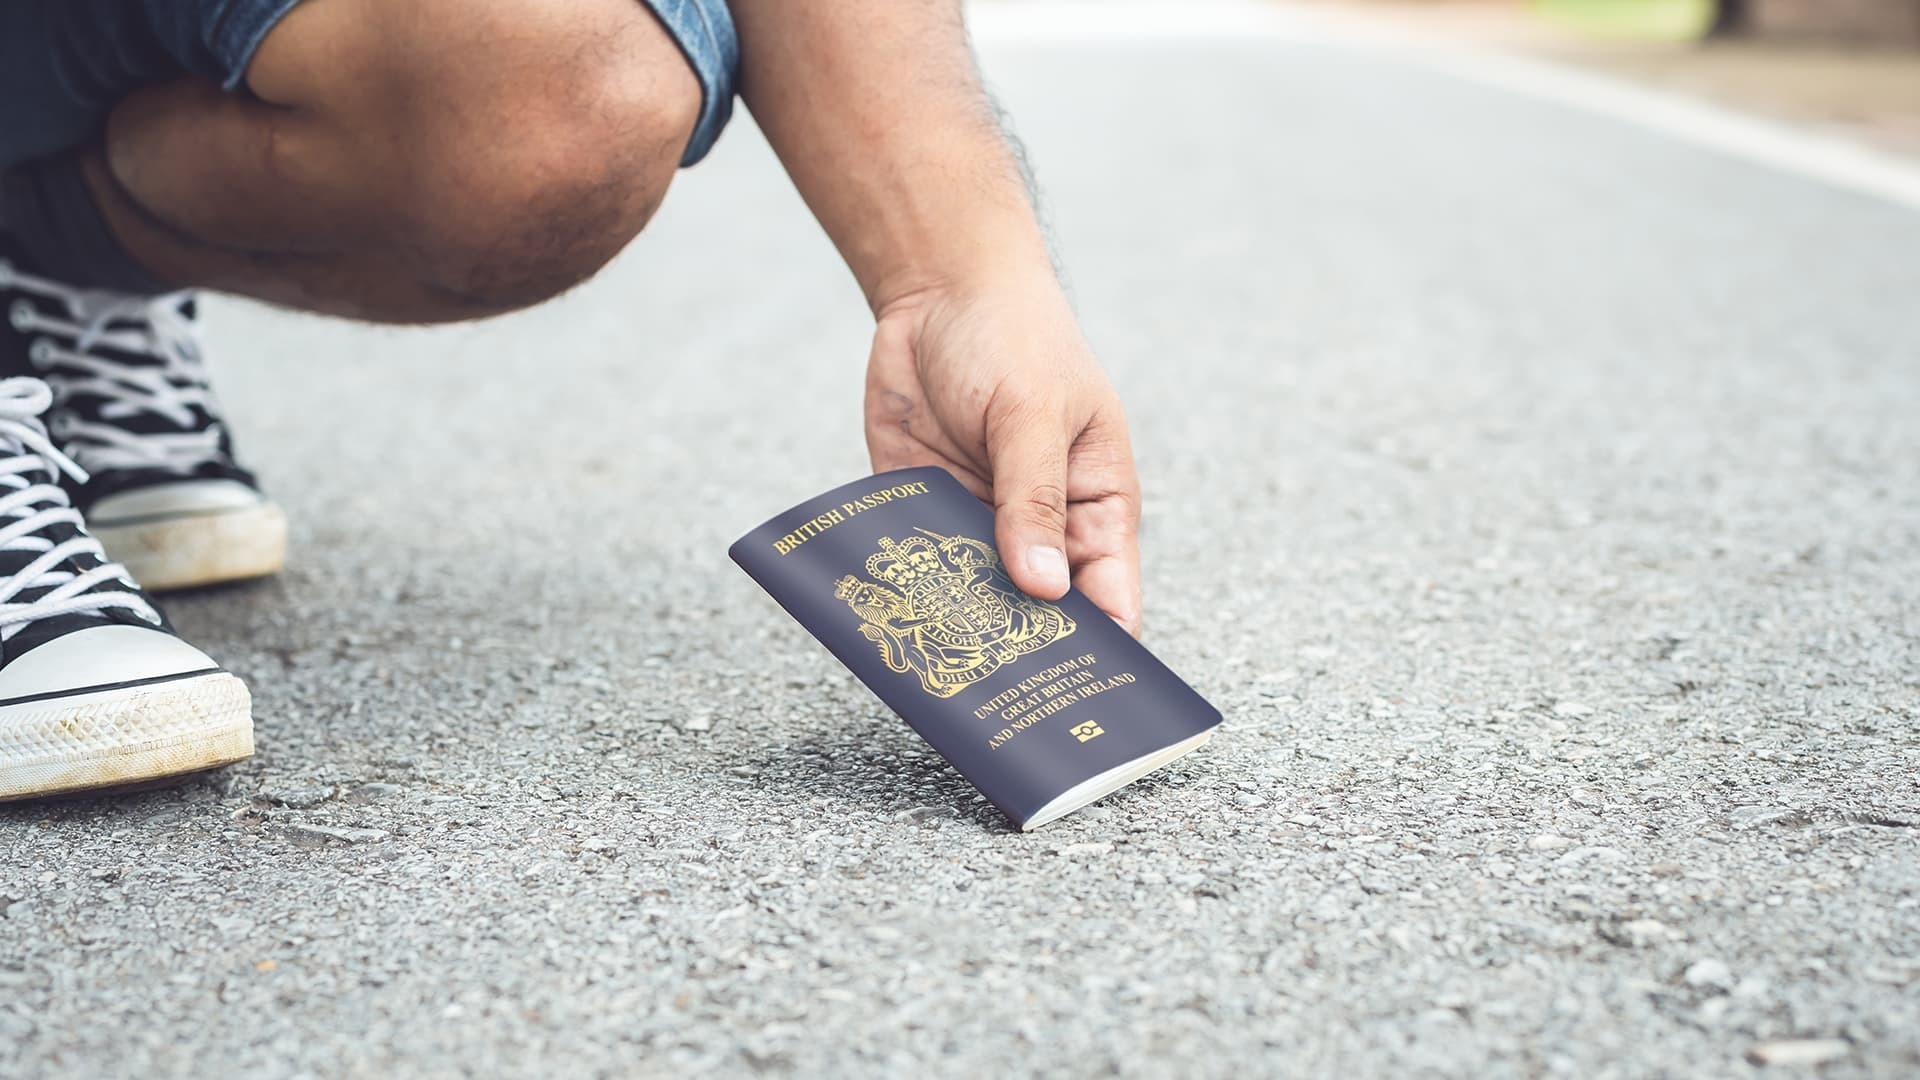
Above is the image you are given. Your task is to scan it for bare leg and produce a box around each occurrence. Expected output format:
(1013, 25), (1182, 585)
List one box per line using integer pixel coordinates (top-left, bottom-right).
(84, 0), (700, 322)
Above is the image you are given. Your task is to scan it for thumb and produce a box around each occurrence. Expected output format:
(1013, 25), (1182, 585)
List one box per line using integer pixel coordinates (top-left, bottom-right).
(987, 399), (1072, 601)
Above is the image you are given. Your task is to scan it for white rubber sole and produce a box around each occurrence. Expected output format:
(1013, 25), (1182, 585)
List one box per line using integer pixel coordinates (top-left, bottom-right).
(92, 502), (289, 592)
(0, 670), (253, 801)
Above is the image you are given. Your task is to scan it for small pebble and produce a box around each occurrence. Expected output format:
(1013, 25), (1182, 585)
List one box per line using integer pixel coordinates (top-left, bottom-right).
(263, 785), (336, 810)
(1606, 918), (1672, 948)
(1556, 846), (1627, 867)
(1683, 959), (1734, 991)
(287, 824), (390, 844)
(1746, 1039), (1849, 1067)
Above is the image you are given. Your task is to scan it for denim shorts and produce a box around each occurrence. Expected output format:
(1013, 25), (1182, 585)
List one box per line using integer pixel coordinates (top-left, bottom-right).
(0, 0), (739, 171)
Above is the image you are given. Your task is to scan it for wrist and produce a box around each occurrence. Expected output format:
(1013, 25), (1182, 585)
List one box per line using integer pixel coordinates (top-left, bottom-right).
(869, 227), (1058, 319)
(857, 161), (1057, 310)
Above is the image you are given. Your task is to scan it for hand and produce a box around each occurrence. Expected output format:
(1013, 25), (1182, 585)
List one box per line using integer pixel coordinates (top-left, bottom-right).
(864, 275), (1144, 637)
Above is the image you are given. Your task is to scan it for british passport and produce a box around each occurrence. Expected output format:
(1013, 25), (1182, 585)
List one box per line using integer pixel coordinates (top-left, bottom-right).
(730, 467), (1221, 830)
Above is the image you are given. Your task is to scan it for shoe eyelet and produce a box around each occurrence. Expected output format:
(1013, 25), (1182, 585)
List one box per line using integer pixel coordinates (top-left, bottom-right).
(9, 299), (33, 331)
(27, 337), (54, 367)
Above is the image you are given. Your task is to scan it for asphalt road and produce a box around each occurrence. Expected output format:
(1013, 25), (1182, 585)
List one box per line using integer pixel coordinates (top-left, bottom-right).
(5, 4), (1918, 1077)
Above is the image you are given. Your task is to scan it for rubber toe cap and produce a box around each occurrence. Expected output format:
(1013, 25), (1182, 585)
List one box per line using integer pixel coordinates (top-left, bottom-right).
(0, 625), (220, 700)
(88, 480), (265, 524)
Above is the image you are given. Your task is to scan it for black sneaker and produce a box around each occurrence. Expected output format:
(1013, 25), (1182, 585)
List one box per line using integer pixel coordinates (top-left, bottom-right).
(0, 377), (252, 800)
(0, 241), (286, 591)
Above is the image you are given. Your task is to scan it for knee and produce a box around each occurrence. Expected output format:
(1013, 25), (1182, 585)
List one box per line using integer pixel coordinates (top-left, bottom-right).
(404, 5), (701, 310)
(270, 0), (702, 311)
(416, 82), (697, 311)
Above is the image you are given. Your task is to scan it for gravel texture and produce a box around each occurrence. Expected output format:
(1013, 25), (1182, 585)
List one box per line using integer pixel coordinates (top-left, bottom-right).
(4, 6), (1918, 1077)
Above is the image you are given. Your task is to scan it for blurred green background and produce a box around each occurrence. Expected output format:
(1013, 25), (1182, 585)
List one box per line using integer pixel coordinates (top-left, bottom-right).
(1535, 0), (1714, 41)
(1339, 1), (1920, 158)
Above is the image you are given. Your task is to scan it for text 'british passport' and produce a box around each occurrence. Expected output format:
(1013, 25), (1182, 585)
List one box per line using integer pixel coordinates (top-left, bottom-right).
(730, 467), (1221, 830)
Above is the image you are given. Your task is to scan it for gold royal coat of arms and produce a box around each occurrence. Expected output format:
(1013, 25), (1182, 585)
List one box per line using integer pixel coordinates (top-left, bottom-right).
(833, 530), (1076, 698)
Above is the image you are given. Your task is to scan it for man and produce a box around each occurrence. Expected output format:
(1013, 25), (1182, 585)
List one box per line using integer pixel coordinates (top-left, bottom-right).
(0, 1), (1143, 800)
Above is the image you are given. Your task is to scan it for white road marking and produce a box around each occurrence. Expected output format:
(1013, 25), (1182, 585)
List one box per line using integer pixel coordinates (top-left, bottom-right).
(970, 0), (1920, 214)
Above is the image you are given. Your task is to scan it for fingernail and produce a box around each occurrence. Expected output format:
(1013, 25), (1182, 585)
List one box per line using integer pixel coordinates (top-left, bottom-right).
(1026, 545), (1069, 588)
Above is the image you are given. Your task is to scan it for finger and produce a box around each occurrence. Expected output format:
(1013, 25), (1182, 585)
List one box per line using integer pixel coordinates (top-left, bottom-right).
(1072, 550), (1143, 638)
(1065, 483), (1143, 636)
(1063, 408), (1144, 634)
(986, 394), (1073, 600)
(1067, 499), (1143, 638)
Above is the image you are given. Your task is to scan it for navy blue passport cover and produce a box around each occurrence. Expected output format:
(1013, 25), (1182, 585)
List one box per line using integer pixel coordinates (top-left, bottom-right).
(730, 467), (1222, 829)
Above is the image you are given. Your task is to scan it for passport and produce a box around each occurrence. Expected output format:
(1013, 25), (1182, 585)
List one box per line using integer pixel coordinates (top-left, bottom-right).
(730, 467), (1222, 830)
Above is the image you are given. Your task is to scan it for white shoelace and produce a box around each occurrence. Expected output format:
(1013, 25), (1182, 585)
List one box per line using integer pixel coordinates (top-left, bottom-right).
(0, 260), (229, 476)
(0, 378), (160, 641)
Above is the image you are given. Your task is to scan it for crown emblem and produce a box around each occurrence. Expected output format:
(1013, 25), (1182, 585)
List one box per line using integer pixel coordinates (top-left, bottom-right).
(865, 535), (948, 589)
(834, 530), (1076, 698)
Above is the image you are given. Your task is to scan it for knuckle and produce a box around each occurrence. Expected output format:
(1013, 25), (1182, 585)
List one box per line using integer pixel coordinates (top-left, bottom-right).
(1016, 484), (1070, 525)
(988, 385), (1066, 432)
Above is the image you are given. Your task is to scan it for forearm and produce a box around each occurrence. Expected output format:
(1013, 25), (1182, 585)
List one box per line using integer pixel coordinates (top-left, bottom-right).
(729, 0), (1053, 313)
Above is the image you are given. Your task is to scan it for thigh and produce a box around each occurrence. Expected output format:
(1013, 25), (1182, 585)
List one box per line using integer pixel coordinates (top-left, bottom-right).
(0, 0), (303, 170)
